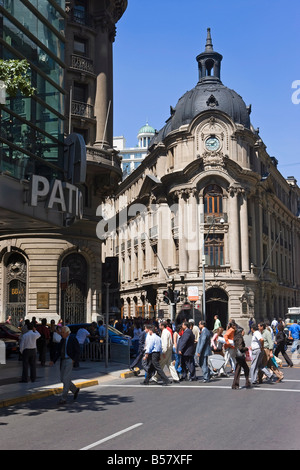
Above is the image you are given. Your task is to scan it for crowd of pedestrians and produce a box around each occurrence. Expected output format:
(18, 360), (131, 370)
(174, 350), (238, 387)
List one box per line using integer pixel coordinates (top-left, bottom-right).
(127, 314), (296, 389)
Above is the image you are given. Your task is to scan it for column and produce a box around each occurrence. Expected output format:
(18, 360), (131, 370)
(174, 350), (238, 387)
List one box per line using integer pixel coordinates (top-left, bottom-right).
(178, 190), (188, 274)
(188, 189), (199, 275)
(229, 187), (240, 273)
(240, 190), (250, 273)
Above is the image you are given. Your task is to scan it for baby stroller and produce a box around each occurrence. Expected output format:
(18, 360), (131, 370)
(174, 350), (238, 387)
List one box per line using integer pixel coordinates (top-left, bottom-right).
(208, 354), (226, 377)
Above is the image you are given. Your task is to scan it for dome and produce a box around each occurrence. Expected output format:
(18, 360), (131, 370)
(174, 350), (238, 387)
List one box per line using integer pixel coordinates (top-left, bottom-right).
(150, 29), (251, 146)
(138, 123), (156, 135)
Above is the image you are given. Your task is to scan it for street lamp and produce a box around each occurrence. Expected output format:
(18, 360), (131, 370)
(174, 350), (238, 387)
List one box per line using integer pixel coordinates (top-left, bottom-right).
(202, 216), (225, 322)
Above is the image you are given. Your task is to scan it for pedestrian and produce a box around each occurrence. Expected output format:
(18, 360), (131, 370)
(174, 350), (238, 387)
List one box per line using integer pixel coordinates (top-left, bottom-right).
(152, 321), (179, 383)
(249, 323), (273, 385)
(223, 322), (237, 373)
(49, 326), (80, 405)
(178, 321), (197, 381)
(213, 315), (222, 332)
(173, 324), (182, 376)
(36, 318), (50, 366)
(19, 323), (41, 383)
(258, 322), (282, 383)
(129, 326), (147, 374)
(231, 327), (251, 389)
(288, 320), (300, 354)
(141, 324), (171, 385)
(274, 324), (293, 367)
(76, 326), (91, 363)
(196, 321), (212, 382)
(248, 317), (254, 334)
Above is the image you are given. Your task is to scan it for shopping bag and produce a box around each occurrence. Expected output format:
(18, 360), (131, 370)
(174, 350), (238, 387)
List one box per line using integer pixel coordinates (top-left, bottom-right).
(245, 348), (252, 362)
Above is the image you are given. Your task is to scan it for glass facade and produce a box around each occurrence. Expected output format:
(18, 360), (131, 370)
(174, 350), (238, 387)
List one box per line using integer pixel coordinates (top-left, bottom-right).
(0, 0), (65, 181)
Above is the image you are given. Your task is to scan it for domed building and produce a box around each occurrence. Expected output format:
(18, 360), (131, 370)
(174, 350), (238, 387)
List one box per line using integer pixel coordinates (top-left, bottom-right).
(103, 29), (300, 329)
(114, 123), (156, 178)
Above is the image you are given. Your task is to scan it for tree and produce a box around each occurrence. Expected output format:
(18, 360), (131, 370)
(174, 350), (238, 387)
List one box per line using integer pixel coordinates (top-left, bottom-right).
(0, 59), (35, 98)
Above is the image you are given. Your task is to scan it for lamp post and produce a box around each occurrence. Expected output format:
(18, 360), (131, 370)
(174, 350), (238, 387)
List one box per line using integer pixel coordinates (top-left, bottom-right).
(202, 216), (224, 322)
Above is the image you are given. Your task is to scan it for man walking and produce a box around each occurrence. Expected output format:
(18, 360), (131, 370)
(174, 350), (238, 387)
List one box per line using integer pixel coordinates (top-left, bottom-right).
(50, 326), (80, 405)
(19, 323), (41, 383)
(289, 320), (300, 354)
(178, 321), (197, 381)
(196, 321), (212, 382)
(142, 325), (171, 385)
(152, 322), (179, 383)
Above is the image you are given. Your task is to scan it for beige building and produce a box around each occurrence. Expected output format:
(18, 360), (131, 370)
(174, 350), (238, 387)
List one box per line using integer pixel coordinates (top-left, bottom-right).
(0, 0), (127, 325)
(102, 29), (300, 330)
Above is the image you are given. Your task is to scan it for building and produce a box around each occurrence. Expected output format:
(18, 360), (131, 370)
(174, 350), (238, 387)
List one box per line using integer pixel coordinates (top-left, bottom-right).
(114, 123), (156, 179)
(102, 29), (300, 330)
(0, 0), (127, 324)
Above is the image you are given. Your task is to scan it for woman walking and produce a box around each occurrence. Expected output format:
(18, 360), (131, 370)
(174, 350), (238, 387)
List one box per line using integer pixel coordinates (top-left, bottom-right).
(274, 324), (293, 367)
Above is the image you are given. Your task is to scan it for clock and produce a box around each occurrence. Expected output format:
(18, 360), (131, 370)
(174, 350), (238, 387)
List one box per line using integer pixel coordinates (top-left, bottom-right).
(205, 136), (220, 151)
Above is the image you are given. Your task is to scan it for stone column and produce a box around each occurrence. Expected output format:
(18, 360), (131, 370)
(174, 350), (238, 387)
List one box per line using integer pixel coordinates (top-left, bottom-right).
(240, 190), (250, 273)
(229, 187), (241, 273)
(178, 190), (188, 274)
(188, 189), (199, 275)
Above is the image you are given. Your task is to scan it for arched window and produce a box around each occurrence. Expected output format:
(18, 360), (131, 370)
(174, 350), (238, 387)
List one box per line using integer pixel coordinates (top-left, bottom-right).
(204, 184), (223, 216)
(61, 253), (87, 324)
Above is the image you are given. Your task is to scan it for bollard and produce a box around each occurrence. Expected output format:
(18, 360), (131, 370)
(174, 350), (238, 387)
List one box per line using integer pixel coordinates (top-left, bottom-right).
(0, 340), (6, 364)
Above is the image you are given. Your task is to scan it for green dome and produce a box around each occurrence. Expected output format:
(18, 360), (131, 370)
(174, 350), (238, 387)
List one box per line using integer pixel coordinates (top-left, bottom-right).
(138, 123), (155, 135)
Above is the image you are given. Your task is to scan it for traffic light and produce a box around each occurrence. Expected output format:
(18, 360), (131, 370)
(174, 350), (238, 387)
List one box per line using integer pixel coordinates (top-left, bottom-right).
(173, 290), (180, 303)
(102, 256), (119, 289)
(163, 290), (170, 304)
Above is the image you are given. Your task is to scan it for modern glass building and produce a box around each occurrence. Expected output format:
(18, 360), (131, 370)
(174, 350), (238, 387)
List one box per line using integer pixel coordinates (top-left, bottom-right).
(0, 0), (66, 181)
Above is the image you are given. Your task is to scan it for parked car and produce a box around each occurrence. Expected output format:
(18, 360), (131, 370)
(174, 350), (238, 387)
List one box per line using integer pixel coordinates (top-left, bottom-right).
(67, 323), (133, 351)
(0, 338), (19, 357)
(0, 323), (21, 341)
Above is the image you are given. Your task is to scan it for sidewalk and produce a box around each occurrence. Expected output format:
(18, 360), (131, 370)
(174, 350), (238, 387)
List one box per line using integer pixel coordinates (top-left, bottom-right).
(0, 356), (133, 408)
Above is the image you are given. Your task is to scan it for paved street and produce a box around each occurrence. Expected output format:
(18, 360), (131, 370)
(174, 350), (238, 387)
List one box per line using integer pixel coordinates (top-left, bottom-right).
(1, 362), (300, 452)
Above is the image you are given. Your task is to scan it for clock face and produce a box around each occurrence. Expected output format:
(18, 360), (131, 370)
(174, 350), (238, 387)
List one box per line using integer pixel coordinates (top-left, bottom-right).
(205, 136), (220, 151)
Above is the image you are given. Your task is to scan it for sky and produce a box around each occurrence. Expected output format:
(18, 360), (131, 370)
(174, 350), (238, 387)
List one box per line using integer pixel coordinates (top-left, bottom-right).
(113, 0), (300, 183)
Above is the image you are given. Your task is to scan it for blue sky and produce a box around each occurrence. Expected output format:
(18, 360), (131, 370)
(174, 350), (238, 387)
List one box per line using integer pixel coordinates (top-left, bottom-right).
(113, 0), (300, 183)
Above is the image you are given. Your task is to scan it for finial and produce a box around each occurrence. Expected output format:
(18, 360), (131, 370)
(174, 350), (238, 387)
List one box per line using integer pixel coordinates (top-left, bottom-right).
(205, 27), (213, 52)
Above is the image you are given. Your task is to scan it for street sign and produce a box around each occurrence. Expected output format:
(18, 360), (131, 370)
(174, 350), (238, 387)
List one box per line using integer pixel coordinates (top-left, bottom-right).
(188, 286), (199, 302)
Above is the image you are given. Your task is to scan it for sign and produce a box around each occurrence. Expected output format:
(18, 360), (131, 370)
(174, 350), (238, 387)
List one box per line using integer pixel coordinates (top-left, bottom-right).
(37, 292), (49, 309)
(29, 175), (83, 218)
(188, 286), (199, 302)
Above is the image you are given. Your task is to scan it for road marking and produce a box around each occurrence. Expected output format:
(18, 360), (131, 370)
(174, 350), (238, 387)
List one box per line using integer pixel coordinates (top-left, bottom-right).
(80, 423), (143, 450)
(96, 383), (300, 393)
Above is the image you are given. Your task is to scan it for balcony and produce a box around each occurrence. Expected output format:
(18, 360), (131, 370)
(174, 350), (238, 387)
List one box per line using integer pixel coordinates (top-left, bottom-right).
(71, 100), (94, 120)
(70, 54), (94, 74)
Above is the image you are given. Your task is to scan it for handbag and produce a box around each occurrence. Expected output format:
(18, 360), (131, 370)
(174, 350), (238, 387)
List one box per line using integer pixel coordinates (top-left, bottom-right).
(245, 348), (252, 362)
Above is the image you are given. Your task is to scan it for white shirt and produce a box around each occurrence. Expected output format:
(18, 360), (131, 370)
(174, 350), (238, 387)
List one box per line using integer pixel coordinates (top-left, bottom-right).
(251, 330), (263, 351)
(161, 328), (173, 353)
(20, 330), (41, 353)
(76, 328), (90, 345)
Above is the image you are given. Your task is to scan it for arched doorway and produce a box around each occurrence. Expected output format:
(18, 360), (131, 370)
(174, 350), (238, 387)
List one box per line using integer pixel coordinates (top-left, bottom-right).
(61, 253), (87, 324)
(5, 252), (27, 325)
(205, 287), (228, 330)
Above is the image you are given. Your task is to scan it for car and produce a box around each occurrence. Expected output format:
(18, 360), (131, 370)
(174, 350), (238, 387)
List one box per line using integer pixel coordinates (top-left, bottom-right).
(67, 323), (133, 351)
(0, 323), (21, 341)
(0, 338), (19, 357)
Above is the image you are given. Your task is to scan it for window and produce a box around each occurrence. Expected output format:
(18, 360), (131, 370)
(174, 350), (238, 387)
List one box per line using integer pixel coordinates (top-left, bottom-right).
(205, 234), (224, 266)
(74, 36), (87, 55)
(204, 185), (223, 215)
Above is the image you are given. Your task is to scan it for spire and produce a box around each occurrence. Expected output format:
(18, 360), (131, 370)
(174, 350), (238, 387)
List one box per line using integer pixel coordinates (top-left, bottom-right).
(205, 28), (213, 52)
(196, 28), (223, 83)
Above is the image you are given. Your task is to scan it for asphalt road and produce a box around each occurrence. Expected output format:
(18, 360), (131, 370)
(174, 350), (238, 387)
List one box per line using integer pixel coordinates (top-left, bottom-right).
(1, 365), (300, 452)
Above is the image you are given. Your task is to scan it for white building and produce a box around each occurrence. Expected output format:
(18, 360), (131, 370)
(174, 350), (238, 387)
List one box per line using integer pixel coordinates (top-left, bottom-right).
(114, 123), (156, 179)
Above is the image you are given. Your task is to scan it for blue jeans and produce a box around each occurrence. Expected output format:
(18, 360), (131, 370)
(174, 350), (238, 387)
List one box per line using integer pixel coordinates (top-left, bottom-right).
(291, 339), (300, 354)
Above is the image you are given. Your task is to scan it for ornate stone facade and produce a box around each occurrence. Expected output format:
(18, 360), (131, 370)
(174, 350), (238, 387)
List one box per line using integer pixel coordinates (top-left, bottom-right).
(102, 30), (300, 330)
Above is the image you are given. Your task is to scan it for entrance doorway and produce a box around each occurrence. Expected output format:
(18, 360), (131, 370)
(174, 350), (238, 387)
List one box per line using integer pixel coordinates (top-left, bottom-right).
(205, 287), (228, 330)
(61, 253), (87, 324)
(5, 252), (27, 325)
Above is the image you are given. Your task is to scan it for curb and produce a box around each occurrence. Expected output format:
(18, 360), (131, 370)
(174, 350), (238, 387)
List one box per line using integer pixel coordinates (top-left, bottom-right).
(120, 368), (140, 379)
(0, 379), (99, 409)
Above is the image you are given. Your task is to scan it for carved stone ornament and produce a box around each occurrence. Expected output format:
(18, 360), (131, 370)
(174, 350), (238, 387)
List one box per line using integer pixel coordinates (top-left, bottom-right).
(206, 94), (219, 107)
(7, 260), (27, 284)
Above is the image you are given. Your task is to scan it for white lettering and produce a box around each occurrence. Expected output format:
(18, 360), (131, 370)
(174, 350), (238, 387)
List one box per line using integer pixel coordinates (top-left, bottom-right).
(292, 80), (300, 104)
(30, 175), (50, 206)
(47, 180), (67, 212)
